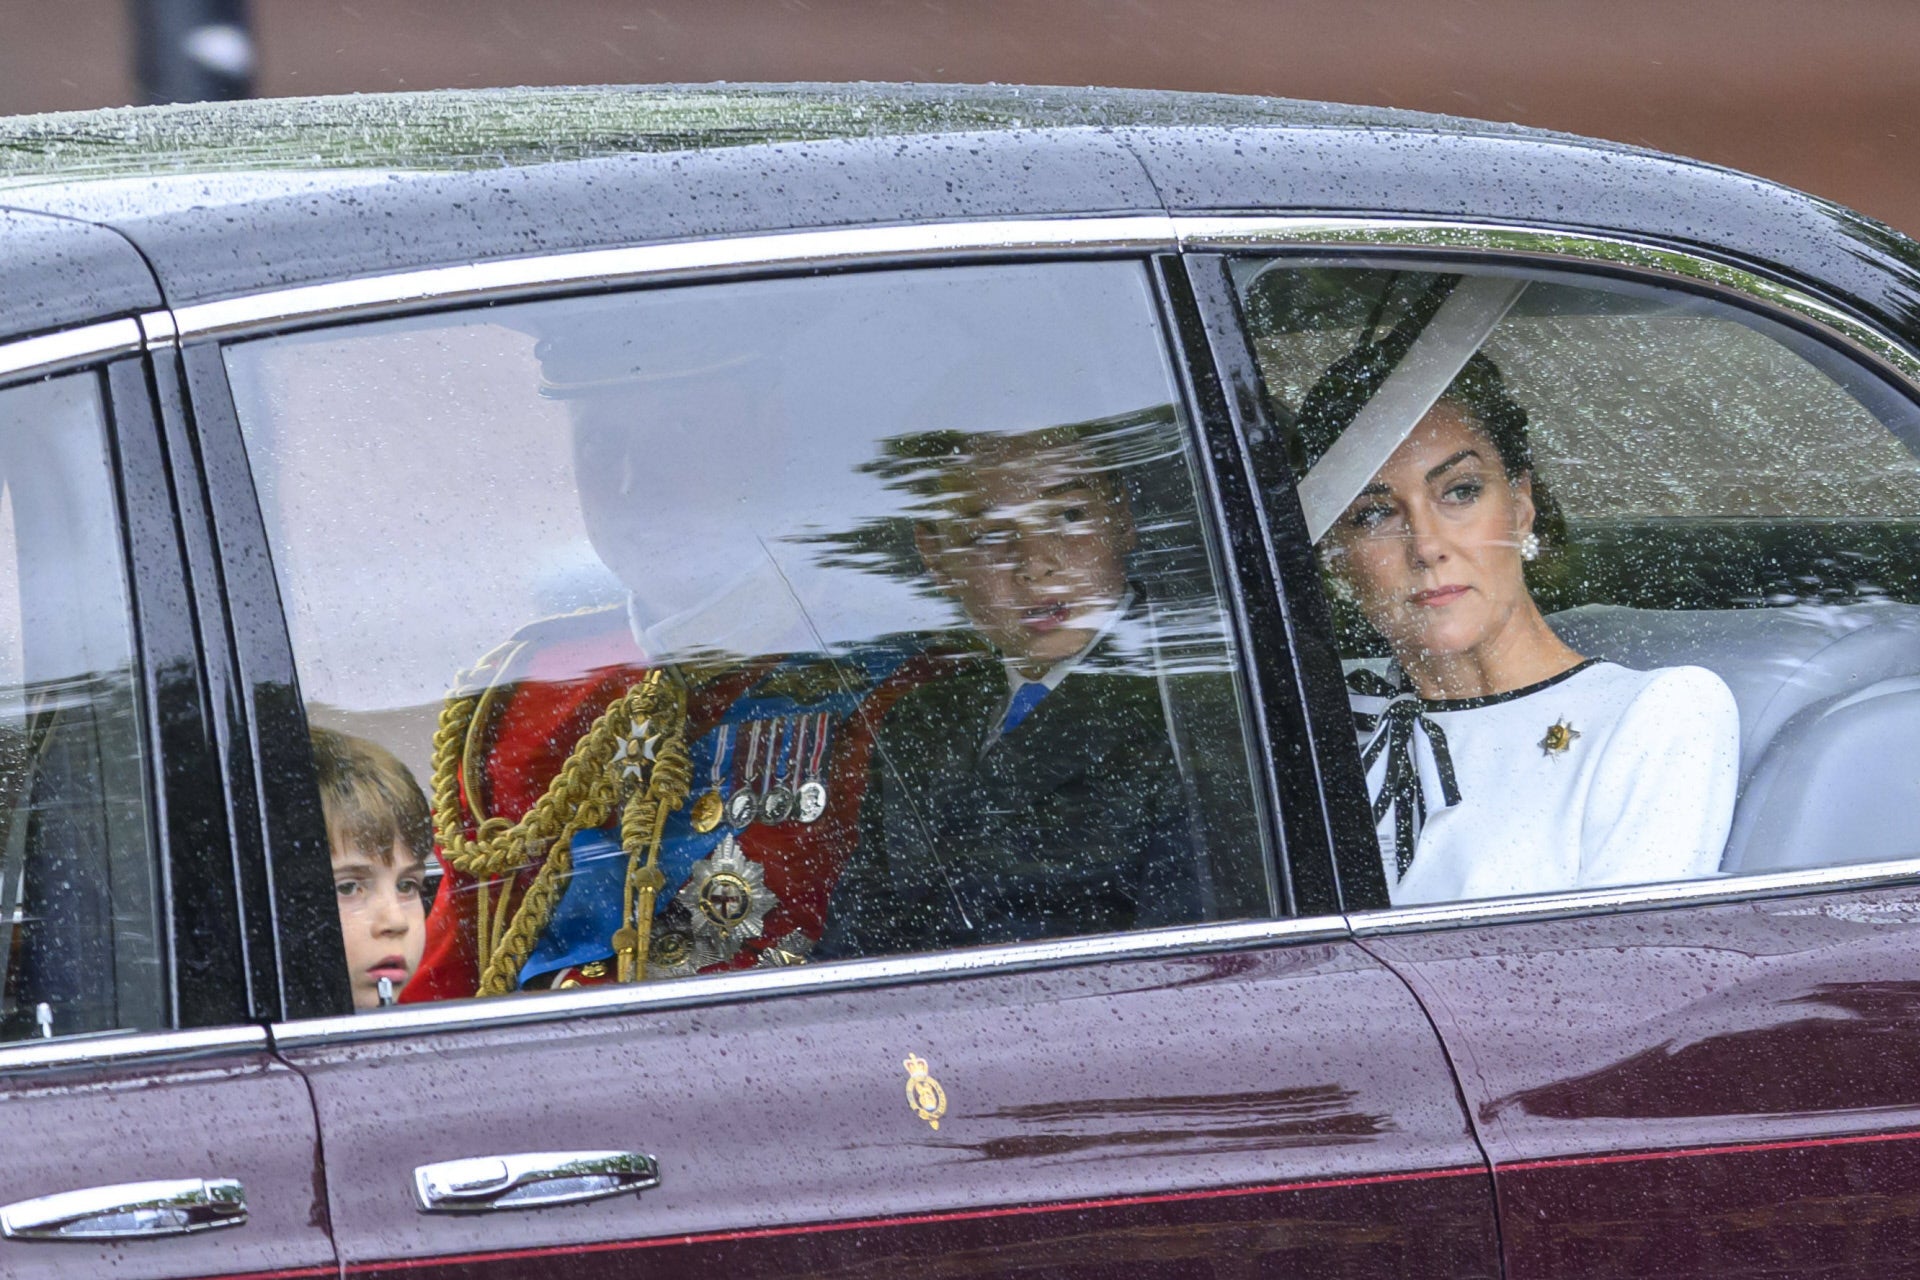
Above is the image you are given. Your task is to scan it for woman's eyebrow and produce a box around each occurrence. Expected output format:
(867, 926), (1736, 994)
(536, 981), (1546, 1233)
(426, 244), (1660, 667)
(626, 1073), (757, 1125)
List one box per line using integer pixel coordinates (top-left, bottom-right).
(1424, 449), (1482, 482)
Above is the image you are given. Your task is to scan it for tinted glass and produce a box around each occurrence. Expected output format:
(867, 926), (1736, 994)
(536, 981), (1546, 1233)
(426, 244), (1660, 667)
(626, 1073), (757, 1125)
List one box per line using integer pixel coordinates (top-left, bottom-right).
(0, 372), (160, 1041)
(1235, 261), (1920, 905)
(227, 261), (1274, 1007)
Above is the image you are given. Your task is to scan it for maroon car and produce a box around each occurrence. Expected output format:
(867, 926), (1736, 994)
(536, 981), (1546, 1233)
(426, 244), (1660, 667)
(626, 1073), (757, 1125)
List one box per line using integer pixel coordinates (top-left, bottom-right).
(2, 84), (1920, 1279)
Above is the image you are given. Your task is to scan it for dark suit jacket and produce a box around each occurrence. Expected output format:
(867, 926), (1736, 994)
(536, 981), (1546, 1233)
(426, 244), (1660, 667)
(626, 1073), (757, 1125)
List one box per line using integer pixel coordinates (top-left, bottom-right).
(819, 627), (1207, 957)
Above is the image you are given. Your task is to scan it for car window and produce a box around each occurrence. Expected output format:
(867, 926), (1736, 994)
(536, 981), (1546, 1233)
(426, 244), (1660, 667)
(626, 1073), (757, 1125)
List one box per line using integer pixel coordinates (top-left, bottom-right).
(0, 371), (161, 1041)
(1233, 260), (1920, 907)
(224, 260), (1275, 1007)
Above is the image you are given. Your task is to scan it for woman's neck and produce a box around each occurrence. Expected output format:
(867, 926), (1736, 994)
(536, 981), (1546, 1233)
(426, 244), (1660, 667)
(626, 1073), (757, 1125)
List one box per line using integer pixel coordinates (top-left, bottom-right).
(1399, 603), (1585, 701)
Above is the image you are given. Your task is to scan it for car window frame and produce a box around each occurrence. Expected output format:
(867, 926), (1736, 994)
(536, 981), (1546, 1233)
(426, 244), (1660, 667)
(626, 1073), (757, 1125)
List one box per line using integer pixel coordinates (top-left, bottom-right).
(170, 222), (1344, 1037)
(0, 321), (251, 1063)
(1195, 216), (1920, 927)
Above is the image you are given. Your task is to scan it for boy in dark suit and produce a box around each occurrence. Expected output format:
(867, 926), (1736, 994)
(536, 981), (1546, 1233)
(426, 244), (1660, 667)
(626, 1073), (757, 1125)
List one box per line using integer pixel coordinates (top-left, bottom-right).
(821, 425), (1208, 956)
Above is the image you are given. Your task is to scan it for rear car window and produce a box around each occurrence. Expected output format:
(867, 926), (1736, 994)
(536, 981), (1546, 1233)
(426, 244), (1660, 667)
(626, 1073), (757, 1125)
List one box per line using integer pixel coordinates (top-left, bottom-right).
(225, 260), (1277, 1008)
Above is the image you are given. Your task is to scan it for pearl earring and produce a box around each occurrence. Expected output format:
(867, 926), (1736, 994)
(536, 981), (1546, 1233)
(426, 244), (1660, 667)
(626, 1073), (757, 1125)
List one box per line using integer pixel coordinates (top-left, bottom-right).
(1519, 531), (1541, 561)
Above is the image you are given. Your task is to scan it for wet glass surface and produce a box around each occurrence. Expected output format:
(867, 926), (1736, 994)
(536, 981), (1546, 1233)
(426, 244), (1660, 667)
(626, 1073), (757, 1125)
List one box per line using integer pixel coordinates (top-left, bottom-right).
(1236, 260), (1920, 906)
(0, 373), (160, 1042)
(226, 260), (1273, 1004)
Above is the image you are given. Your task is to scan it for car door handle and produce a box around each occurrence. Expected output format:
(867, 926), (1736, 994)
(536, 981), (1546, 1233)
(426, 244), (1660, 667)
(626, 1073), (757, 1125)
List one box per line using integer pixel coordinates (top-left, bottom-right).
(0, 1178), (247, 1241)
(413, 1151), (659, 1213)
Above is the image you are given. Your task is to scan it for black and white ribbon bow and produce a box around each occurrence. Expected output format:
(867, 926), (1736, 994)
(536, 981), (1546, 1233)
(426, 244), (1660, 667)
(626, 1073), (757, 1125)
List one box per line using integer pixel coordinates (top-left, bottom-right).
(1348, 669), (1462, 879)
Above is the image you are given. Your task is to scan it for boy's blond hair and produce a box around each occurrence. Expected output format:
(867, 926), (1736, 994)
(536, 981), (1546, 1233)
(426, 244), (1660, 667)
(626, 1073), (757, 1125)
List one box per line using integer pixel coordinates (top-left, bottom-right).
(309, 726), (432, 865)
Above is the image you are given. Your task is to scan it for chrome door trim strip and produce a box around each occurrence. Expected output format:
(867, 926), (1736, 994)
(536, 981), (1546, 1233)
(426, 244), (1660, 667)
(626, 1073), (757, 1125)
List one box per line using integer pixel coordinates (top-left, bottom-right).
(270, 914), (1348, 1048)
(170, 216), (1181, 341)
(1176, 215), (1920, 392)
(1350, 856), (1920, 935)
(0, 319), (143, 386)
(0, 1025), (267, 1075)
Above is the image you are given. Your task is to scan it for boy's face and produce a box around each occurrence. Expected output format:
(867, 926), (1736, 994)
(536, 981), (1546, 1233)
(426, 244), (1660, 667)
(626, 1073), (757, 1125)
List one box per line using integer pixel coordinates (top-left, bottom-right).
(333, 839), (427, 1011)
(914, 442), (1135, 675)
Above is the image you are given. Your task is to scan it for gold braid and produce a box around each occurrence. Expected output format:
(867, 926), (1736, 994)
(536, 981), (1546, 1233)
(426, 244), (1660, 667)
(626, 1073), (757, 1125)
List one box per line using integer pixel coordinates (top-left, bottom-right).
(431, 662), (690, 996)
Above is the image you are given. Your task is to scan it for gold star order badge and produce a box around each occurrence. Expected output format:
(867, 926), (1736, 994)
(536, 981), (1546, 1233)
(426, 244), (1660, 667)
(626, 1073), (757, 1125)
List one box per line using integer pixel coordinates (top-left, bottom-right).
(1539, 717), (1581, 757)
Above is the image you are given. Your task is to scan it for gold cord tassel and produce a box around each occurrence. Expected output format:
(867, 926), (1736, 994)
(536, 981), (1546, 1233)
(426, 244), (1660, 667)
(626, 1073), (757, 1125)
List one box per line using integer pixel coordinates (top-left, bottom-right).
(433, 662), (690, 997)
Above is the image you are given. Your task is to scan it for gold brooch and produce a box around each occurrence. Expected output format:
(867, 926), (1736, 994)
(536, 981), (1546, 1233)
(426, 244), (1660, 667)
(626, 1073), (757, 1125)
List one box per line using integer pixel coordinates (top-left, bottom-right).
(903, 1053), (948, 1130)
(1539, 718), (1581, 757)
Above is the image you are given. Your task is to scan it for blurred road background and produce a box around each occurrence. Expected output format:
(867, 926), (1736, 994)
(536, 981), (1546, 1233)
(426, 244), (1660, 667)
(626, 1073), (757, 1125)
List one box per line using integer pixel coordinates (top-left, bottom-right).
(2, 0), (1915, 236)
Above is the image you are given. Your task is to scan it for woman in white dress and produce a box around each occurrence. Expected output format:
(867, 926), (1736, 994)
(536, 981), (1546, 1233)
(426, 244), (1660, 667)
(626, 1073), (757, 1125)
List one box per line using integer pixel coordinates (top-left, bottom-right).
(1306, 348), (1740, 905)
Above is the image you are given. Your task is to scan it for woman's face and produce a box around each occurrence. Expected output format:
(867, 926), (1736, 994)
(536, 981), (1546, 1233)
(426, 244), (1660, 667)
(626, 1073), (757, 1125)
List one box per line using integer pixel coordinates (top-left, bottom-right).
(1324, 399), (1538, 668)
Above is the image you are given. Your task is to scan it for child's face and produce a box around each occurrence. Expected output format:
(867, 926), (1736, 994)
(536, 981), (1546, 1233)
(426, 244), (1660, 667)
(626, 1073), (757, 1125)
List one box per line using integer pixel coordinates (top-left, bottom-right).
(914, 445), (1135, 676)
(333, 839), (427, 1011)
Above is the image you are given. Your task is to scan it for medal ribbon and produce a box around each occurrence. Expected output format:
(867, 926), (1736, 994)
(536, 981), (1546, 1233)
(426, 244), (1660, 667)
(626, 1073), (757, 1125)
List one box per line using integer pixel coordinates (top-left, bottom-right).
(780, 716), (801, 785)
(761, 719), (786, 798)
(1350, 668), (1462, 879)
(735, 719), (763, 793)
(709, 723), (732, 793)
(805, 711), (830, 782)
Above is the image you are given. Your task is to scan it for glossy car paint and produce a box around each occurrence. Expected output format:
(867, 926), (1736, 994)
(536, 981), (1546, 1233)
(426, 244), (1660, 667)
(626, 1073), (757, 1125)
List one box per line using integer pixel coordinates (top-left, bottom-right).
(0, 208), (159, 343)
(282, 942), (1496, 1278)
(1364, 885), (1920, 1278)
(0, 86), (1914, 356)
(0, 1042), (332, 1280)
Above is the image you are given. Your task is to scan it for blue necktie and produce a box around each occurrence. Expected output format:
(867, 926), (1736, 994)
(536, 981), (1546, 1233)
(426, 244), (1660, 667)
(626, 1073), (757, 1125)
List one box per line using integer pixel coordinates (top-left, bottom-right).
(1001, 680), (1050, 734)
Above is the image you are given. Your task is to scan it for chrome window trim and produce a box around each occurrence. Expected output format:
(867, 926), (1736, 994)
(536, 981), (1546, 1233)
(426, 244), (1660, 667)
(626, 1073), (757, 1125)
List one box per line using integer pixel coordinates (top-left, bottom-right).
(0, 319), (142, 386)
(161, 215), (1920, 402)
(1351, 857), (1920, 935)
(169, 216), (1181, 341)
(270, 914), (1348, 1048)
(1179, 215), (1920, 393)
(138, 308), (178, 349)
(0, 1025), (267, 1076)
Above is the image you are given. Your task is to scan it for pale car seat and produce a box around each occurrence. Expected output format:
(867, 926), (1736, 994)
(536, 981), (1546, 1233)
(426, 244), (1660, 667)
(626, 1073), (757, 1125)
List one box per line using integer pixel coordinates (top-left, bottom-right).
(1548, 602), (1920, 872)
(1724, 675), (1920, 871)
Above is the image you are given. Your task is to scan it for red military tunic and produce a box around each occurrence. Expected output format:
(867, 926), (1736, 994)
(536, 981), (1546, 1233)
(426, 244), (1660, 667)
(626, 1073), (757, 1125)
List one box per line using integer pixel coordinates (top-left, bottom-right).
(404, 606), (940, 1001)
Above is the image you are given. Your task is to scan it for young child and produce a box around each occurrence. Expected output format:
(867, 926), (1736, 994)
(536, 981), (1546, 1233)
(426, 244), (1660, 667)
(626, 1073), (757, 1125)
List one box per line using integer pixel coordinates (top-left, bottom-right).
(310, 726), (432, 1010)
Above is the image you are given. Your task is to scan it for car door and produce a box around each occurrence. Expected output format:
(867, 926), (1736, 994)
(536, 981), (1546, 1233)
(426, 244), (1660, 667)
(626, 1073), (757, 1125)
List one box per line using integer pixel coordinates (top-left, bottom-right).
(1217, 227), (1920, 1279)
(0, 218), (335, 1280)
(183, 232), (1502, 1277)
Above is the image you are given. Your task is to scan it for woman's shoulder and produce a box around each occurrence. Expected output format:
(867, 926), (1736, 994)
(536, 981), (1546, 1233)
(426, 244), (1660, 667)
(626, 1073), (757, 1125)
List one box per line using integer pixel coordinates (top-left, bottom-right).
(1579, 660), (1736, 711)
(1574, 661), (1739, 763)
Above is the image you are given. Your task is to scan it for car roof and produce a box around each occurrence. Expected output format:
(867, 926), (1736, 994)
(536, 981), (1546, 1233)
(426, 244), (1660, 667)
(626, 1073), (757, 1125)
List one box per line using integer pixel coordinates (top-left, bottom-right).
(1, 83), (1917, 352)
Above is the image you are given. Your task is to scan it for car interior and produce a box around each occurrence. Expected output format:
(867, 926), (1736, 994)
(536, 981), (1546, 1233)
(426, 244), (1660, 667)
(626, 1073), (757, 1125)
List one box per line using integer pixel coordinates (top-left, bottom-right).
(1237, 259), (1920, 881)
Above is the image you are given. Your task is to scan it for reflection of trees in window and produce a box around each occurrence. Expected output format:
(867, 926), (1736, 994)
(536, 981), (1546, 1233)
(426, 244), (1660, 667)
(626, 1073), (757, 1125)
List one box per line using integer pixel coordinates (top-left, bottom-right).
(789, 403), (1238, 677)
(791, 404), (1185, 595)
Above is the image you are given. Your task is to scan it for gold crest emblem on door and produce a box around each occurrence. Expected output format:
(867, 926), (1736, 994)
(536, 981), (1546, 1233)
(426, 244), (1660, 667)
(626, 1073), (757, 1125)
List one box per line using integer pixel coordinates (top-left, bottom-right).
(902, 1053), (948, 1129)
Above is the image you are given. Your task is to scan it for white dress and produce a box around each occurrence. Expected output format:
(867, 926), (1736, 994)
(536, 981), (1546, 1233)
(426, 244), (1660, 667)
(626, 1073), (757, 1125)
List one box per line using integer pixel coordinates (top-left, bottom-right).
(1346, 659), (1739, 905)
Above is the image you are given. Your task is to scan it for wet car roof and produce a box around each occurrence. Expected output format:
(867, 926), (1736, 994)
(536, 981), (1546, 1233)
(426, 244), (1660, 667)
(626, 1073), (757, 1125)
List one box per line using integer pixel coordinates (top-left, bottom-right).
(0, 84), (1606, 188)
(0, 83), (1916, 351)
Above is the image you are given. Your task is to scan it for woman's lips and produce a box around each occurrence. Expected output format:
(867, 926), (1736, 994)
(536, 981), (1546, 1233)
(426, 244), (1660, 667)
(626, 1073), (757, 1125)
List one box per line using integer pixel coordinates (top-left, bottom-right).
(1409, 585), (1470, 607)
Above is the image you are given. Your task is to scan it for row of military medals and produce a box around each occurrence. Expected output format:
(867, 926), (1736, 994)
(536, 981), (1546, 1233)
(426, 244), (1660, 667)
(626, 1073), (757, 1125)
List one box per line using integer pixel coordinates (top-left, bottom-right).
(650, 713), (833, 979)
(688, 712), (834, 834)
